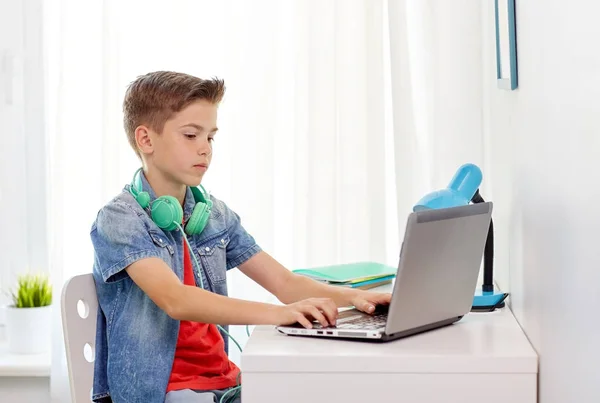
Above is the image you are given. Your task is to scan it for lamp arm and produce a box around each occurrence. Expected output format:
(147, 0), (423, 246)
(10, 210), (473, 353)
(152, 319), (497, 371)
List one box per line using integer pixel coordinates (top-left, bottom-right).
(471, 189), (494, 292)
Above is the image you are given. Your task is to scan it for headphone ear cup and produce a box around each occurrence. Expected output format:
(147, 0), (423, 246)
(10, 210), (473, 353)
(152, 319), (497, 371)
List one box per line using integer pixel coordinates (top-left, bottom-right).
(137, 191), (151, 209)
(185, 202), (210, 235)
(151, 196), (183, 231)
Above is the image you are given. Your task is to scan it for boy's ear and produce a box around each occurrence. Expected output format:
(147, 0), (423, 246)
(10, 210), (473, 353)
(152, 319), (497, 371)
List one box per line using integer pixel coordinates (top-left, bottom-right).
(135, 125), (154, 155)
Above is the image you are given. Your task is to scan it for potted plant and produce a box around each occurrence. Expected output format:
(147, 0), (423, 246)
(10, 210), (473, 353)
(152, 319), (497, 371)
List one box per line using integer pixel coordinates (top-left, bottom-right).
(5, 273), (53, 354)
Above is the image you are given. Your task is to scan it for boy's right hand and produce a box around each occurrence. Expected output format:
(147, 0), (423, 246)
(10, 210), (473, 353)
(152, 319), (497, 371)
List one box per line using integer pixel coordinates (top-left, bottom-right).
(273, 298), (338, 329)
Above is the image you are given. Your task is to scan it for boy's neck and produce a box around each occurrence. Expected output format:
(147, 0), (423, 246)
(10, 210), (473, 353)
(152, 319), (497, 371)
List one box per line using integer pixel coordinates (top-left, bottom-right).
(143, 167), (186, 205)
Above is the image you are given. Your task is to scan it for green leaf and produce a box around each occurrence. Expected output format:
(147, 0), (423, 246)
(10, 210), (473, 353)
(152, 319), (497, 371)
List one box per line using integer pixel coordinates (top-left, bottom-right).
(9, 273), (53, 308)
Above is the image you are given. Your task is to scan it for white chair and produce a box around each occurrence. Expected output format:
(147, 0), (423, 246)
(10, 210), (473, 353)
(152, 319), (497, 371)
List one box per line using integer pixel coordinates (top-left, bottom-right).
(61, 273), (98, 403)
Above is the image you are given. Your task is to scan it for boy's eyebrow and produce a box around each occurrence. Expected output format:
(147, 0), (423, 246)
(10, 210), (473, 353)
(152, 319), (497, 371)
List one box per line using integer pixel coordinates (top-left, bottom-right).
(180, 123), (219, 133)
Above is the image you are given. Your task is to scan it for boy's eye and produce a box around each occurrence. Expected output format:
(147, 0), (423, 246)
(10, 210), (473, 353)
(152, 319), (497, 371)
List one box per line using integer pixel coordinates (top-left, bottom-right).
(208, 136), (215, 143)
(184, 133), (197, 139)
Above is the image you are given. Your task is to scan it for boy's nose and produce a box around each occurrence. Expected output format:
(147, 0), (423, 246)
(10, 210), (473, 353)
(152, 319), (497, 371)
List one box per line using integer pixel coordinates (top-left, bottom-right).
(198, 139), (212, 156)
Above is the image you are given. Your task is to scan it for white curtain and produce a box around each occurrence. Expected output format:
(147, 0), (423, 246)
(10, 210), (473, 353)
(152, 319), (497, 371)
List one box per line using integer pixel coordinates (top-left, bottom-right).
(45, 1), (400, 401)
(387, 0), (486, 228)
(45, 0), (485, 401)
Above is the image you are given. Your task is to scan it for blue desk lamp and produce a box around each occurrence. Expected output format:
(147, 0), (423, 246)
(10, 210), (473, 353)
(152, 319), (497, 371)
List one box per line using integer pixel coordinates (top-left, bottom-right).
(413, 163), (509, 312)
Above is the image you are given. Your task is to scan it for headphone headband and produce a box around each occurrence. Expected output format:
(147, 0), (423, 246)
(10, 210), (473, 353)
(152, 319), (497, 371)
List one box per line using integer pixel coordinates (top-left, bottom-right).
(130, 168), (142, 197)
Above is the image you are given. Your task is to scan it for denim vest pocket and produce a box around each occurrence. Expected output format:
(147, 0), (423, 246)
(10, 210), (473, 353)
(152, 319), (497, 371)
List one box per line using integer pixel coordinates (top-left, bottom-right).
(148, 230), (175, 256)
(196, 233), (230, 286)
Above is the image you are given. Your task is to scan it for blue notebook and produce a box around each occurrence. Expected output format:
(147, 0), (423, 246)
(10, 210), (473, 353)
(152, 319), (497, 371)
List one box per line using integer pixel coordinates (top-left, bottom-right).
(336, 275), (395, 288)
(292, 261), (397, 284)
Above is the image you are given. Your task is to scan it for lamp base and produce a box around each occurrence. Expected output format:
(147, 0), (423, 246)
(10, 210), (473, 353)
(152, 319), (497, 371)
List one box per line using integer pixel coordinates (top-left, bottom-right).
(471, 290), (509, 312)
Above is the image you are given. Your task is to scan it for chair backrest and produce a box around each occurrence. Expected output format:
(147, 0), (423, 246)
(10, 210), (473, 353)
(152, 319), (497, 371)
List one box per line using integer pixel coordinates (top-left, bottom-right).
(61, 273), (98, 403)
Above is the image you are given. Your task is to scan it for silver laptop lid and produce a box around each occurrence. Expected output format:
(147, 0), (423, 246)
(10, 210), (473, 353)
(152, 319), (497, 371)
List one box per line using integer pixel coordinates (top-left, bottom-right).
(385, 202), (493, 336)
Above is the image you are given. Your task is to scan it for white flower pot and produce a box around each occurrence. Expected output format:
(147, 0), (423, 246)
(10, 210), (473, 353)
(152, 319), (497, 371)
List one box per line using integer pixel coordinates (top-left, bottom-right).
(5, 305), (52, 354)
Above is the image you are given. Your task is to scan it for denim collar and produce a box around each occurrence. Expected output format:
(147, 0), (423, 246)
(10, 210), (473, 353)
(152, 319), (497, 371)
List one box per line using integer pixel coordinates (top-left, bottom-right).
(137, 171), (197, 223)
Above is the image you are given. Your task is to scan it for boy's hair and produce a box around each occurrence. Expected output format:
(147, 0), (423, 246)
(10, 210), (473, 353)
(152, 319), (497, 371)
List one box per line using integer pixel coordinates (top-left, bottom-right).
(123, 71), (225, 158)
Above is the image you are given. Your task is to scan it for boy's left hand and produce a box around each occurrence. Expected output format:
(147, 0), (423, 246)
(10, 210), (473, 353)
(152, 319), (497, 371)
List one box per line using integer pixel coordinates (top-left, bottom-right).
(349, 290), (392, 314)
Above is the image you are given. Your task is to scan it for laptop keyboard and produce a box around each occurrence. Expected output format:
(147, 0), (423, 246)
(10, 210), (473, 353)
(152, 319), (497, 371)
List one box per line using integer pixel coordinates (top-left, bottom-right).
(308, 306), (390, 330)
(334, 312), (387, 330)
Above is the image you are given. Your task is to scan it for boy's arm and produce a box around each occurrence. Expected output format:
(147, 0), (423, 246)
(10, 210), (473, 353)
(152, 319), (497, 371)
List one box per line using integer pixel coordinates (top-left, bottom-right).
(238, 251), (392, 314)
(125, 257), (339, 328)
(92, 200), (337, 328)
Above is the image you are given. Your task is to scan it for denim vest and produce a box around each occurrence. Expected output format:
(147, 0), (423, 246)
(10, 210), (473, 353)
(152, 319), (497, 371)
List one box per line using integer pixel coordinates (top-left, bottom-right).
(90, 173), (261, 403)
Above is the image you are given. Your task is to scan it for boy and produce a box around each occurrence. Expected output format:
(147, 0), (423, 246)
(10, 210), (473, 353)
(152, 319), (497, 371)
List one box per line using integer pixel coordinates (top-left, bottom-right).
(90, 71), (391, 403)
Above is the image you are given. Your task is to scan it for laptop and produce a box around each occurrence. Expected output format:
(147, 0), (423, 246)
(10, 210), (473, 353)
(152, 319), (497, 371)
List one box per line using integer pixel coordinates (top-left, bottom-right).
(276, 202), (493, 342)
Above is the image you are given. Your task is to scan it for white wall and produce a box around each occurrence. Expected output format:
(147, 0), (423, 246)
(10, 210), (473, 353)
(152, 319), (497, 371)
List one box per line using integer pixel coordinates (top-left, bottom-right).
(482, 1), (600, 402)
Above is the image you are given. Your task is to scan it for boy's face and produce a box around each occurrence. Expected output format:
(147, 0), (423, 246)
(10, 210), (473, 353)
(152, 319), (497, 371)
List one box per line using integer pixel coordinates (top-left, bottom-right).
(142, 99), (218, 187)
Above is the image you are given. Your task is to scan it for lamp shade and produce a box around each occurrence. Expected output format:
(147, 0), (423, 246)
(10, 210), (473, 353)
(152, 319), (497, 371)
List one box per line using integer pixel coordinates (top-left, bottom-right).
(413, 163), (483, 212)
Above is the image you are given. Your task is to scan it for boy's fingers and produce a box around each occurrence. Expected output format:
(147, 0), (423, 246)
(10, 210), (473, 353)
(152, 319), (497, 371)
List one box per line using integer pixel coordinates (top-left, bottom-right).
(376, 293), (392, 303)
(295, 313), (313, 329)
(356, 298), (375, 313)
(315, 299), (338, 325)
(306, 306), (329, 327)
(353, 292), (392, 314)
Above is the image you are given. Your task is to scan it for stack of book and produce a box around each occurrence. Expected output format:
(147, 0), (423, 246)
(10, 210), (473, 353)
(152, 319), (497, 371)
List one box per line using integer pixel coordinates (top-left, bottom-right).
(292, 262), (396, 290)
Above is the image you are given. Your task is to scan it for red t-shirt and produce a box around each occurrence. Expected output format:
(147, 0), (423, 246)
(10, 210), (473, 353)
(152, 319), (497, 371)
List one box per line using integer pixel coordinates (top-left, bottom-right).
(166, 238), (240, 392)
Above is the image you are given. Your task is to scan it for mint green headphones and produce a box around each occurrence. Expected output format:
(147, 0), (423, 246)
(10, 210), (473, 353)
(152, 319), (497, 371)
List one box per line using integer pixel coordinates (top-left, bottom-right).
(129, 168), (212, 235)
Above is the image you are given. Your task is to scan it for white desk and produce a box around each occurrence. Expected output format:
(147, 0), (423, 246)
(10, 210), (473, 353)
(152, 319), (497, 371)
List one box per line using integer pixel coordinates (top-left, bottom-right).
(0, 326), (51, 403)
(241, 306), (538, 403)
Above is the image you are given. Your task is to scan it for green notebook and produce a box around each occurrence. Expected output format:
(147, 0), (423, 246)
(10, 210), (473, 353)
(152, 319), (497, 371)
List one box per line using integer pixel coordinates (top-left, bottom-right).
(292, 261), (397, 284)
